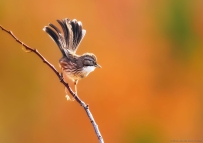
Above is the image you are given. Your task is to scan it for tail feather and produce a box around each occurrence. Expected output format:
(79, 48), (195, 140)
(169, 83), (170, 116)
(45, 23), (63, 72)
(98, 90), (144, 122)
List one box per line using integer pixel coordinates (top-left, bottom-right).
(49, 23), (65, 47)
(43, 18), (86, 56)
(57, 19), (72, 48)
(43, 26), (66, 56)
(71, 20), (78, 48)
(70, 19), (83, 49)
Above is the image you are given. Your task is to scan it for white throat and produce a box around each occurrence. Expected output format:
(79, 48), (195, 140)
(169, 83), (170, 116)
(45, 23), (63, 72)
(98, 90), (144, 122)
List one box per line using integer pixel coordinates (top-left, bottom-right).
(83, 66), (96, 75)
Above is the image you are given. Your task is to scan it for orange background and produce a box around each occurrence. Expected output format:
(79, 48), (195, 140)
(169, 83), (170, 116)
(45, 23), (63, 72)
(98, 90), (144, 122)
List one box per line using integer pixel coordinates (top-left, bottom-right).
(0, 0), (203, 143)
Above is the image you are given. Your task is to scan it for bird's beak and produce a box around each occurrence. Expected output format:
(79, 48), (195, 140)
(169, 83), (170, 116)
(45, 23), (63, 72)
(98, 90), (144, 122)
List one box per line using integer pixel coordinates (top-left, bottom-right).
(95, 63), (102, 68)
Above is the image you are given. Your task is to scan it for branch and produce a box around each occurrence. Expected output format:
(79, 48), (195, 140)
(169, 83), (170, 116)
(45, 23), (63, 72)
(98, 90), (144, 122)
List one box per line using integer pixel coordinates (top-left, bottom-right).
(0, 25), (104, 143)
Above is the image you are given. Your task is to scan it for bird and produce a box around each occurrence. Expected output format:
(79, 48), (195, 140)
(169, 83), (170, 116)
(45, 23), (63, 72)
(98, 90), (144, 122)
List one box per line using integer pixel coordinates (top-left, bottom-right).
(43, 18), (101, 100)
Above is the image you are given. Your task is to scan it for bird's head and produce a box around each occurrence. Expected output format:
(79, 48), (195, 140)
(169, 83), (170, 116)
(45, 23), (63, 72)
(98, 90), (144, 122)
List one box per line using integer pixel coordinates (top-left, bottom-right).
(80, 53), (101, 74)
(81, 53), (101, 68)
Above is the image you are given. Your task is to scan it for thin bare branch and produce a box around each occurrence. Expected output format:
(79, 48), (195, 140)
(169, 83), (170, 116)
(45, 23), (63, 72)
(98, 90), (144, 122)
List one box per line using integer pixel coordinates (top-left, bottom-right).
(0, 25), (104, 143)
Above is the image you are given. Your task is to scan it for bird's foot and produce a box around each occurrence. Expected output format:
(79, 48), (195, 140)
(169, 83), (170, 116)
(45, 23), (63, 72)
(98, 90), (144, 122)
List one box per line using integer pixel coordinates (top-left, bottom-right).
(65, 94), (75, 101)
(65, 94), (70, 100)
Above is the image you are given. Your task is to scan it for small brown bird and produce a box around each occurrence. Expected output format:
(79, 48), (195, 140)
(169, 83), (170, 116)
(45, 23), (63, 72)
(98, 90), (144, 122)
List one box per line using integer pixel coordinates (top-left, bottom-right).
(43, 18), (101, 99)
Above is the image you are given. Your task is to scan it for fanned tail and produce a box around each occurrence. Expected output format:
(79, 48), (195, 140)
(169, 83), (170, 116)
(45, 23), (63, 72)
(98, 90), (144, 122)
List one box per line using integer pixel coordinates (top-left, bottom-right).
(43, 24), (67, 56)
(43, 18), (86, 56)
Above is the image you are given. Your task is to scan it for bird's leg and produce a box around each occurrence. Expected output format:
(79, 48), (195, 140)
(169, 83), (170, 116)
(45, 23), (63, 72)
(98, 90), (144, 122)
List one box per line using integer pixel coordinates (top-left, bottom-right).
(74, 80), (78, 95)
(66, 80), (78, 101)
(65, 87), (69, 100)
(60, 68), (69, 100)
(60, 67), (72, 101)
(65, 87), (72, 101)
(59, 63), (64, 82)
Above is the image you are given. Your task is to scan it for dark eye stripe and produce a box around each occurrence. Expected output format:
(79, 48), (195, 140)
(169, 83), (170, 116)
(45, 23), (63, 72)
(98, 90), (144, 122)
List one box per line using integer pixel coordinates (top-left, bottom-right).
(84, 57), (93, 61)
(83, 59), (95, 66)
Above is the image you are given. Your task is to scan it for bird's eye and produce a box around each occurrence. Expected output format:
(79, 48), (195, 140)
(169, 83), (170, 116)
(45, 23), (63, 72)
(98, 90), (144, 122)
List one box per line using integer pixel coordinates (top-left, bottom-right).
(84, 60), (91, 66)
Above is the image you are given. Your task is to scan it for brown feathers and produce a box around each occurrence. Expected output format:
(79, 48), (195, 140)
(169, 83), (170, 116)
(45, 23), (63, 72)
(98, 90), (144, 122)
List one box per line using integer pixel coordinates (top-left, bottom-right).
(43, 18), (86, 57)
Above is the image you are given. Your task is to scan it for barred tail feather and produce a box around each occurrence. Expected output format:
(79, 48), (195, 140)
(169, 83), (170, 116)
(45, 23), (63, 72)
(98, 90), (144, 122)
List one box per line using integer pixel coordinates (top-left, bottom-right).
(57, 19), (74, 51)
(70, 19), (86, 53)
(43, 26), (66, 56)
(43, 18), (86, 55)
(49, 23), (65, 47)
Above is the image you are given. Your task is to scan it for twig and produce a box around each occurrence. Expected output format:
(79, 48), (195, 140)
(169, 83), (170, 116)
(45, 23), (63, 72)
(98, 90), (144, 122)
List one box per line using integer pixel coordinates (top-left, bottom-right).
(0, 25), (104, 143)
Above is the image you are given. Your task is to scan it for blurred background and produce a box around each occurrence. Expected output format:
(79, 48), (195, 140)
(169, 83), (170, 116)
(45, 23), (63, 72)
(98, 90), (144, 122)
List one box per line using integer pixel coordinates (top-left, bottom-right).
(0, 0), (203, 143)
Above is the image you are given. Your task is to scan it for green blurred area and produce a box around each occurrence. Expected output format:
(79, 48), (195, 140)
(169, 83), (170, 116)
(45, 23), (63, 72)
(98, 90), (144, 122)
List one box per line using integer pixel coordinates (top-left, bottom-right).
(162, 0), (199, 61)
(0, 0), (203, 143)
